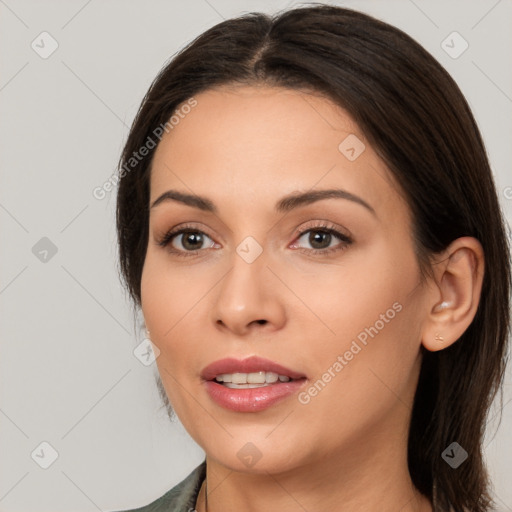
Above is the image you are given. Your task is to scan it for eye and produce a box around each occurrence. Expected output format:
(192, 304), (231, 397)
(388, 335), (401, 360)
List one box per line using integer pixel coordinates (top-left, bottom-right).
(157, 225), (218, 256)
(291, 223), (352, 255)
(173, 230), (215, 251)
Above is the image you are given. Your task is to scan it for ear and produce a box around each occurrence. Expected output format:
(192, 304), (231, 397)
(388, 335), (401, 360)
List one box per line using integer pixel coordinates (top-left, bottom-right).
(421, 237), (485, 352)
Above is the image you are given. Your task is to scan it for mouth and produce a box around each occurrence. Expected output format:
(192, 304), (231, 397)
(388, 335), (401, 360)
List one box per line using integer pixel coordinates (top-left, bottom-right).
(213, 371), (301, 388)
(200, 356), (307, 412)
(200, 355), (306, 383)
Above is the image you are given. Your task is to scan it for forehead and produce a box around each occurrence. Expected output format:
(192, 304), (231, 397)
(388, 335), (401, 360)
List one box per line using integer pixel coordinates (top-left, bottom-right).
(149, 85), (406, 221)
(156, 84), (361, 155)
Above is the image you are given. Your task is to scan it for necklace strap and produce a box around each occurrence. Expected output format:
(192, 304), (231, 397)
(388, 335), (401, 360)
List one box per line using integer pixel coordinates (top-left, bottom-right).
(204, 475), (208, 512)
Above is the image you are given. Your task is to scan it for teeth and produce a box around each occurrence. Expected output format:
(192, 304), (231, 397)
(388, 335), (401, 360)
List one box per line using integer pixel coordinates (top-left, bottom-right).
(223, 383), (268, 389)
(247, 371), (266, 384)
(266, 372), (279, 383)
(215, 371), (291, 385)
(232, 372), (250, 384)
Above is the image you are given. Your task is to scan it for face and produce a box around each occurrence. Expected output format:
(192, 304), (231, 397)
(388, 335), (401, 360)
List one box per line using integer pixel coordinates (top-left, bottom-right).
(141, 85), (430, 474)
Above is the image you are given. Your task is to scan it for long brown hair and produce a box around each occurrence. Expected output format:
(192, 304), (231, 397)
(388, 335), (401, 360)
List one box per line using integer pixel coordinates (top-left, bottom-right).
(116, 4), (511, 510)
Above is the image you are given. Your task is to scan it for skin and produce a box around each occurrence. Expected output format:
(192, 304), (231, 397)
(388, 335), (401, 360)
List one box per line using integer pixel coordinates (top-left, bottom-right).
(140, 85), (484, 512)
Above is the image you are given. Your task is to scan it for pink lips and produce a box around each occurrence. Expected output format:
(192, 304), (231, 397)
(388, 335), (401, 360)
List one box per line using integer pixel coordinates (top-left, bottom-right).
(201, 356), (307, 413)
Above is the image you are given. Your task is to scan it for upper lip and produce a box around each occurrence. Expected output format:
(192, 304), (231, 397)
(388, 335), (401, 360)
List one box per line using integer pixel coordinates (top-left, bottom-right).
(200, 356), (306, 381)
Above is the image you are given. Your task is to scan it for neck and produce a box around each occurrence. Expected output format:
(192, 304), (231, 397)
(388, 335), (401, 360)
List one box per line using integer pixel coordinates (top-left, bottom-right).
(197, 439), (432, 512)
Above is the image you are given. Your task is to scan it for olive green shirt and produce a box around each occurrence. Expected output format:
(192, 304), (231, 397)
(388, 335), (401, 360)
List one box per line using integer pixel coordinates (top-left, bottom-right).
(114, 460), (206, 512)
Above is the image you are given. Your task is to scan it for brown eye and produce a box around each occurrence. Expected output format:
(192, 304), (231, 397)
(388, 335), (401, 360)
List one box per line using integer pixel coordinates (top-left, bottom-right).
(176, 231), (207, 251)
(157, 227), (218, 256)
(307, 230), (333, 249)
(295, 228), (350, 252)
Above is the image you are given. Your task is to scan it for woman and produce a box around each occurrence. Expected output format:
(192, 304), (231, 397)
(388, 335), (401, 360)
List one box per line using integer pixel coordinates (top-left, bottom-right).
(114, 4), (511, 511)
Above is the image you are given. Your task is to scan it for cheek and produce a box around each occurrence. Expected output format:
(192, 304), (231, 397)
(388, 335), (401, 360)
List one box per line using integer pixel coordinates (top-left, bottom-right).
(294, 239), (423, 397)
(293, 298), (423, 456)
(287, 240), (419, 342)
(140, 251), (215, 338)
(140, 255), (200, 411)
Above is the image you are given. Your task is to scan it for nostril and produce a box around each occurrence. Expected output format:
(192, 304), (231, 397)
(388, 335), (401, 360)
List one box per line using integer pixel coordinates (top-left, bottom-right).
(256, 319), (267, 325)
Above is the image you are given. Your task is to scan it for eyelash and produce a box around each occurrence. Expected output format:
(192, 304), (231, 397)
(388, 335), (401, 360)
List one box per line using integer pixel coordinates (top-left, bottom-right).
(156, 222), (353, 258)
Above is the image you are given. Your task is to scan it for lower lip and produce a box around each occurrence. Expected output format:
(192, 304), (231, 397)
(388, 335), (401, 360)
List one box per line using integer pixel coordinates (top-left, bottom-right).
(204, 379), (307, 412)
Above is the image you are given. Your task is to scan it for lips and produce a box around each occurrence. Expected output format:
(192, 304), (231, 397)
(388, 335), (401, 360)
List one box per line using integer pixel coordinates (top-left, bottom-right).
(201, 356), (307, 412)
(200, 356), (306, 382)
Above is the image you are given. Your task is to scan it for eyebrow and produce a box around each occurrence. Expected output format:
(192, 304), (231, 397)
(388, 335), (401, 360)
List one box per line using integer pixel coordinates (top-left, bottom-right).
(150, 188), (376, 216)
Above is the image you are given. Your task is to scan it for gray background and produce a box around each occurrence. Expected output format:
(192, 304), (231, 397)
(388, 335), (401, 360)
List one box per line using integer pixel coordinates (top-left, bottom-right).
(0, 0), (511, 511)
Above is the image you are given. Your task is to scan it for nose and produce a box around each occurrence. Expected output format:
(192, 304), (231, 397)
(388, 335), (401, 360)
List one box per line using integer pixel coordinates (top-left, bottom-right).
(211, 250), (287, 337)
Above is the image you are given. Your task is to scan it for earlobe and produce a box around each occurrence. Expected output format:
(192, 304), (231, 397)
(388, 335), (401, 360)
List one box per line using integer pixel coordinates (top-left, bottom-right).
(421, 237), (485, 352)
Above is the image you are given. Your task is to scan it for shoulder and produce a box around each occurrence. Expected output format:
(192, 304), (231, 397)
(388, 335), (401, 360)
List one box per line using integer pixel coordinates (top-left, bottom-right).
(111, 460), (206, 512)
